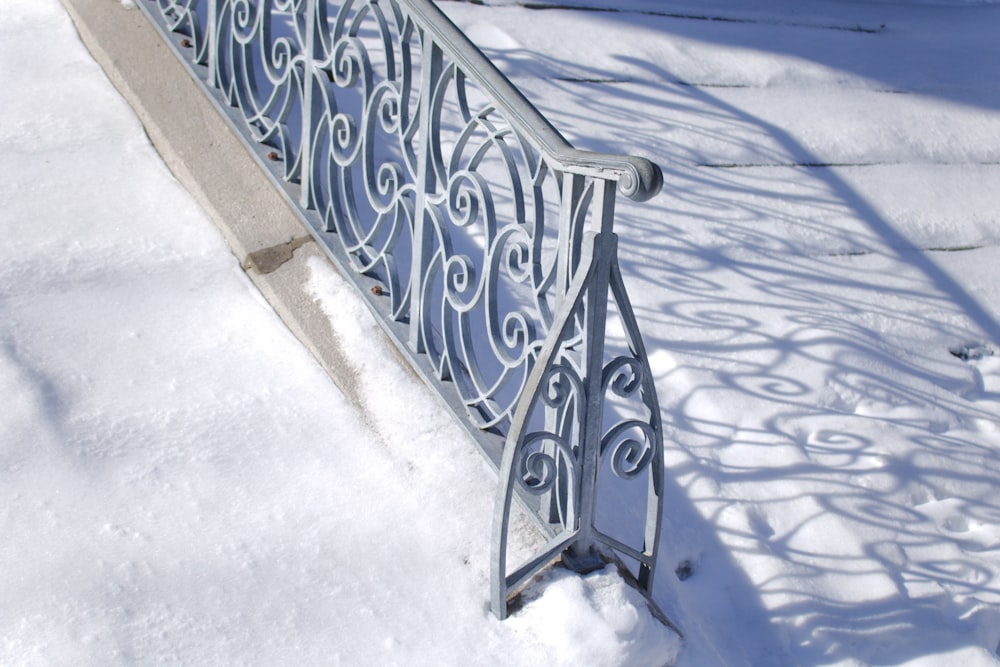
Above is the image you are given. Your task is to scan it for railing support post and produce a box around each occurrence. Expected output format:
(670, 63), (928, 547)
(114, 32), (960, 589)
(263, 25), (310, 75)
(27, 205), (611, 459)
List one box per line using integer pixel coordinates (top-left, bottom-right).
(565, 178), (616, 571)
(408, 32), (443, 354)
(205, 0), (219, 86)
(299, 0), (316, 208)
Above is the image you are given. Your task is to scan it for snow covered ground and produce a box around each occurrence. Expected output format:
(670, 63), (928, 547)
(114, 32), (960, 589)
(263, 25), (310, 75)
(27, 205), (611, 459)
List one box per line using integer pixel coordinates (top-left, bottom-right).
(3, 0), (1000, 665)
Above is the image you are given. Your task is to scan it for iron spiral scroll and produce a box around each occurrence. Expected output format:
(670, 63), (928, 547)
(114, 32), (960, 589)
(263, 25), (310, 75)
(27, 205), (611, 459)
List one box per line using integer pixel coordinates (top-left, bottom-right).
(136, 0), (664, 619)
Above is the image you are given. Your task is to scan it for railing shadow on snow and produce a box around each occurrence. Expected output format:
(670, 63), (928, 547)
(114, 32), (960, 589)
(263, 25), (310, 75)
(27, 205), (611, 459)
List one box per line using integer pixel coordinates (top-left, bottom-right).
(475, 19), (1000, 660)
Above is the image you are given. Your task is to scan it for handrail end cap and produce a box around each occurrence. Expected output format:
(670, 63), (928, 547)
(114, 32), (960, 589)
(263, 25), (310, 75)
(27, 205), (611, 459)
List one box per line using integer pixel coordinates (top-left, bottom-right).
(620, 158), (663, 203)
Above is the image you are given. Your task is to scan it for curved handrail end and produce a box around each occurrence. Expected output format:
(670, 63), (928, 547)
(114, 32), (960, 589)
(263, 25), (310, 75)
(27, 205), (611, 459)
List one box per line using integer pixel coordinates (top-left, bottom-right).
(619, 156), (663, 203)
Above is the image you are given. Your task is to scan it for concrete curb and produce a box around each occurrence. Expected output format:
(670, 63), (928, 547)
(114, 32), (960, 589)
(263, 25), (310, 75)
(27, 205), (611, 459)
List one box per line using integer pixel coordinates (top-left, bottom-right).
(59, 0), (366, 409)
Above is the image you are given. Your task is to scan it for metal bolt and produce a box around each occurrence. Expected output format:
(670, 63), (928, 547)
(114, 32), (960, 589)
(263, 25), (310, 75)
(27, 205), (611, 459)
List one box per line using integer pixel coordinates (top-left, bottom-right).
(266, 151), (279, 161)
(371, 285), (384, 296)
(180, 38), (192, 48)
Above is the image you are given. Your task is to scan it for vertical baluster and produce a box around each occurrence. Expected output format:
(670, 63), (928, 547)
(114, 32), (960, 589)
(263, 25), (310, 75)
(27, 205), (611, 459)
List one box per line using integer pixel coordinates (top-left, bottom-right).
(205, 0), (218, 86)
(298, 0), (321, 208)
(556, 172), (586, 297)
(565, 177), (616, 570)
(542, 171), (585, 526)
(407, 31), (442, 353)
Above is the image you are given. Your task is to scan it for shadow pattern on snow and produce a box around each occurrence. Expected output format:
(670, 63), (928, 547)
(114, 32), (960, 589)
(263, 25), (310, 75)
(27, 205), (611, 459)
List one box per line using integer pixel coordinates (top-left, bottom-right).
(458, 8), (1000, 664)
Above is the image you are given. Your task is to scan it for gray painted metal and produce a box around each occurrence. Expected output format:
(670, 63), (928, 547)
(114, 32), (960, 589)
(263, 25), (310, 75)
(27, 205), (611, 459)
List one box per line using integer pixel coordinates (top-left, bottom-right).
(133, 0), (664, 619)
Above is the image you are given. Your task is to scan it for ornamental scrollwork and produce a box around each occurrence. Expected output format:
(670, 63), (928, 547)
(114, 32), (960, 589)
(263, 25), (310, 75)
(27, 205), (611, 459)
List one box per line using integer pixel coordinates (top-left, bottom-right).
(134, 0), (664, 622)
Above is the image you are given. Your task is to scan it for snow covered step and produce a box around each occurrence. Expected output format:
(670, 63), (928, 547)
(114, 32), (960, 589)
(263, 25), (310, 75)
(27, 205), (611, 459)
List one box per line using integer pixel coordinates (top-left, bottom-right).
(445, 4), (900, 90)
(443, 1), (1000, 170)
(675, 86), (1000, 167)
(512, 78), (1000, 169)
(625, 163), (1000, 255)
(443, 2), (1000, 96)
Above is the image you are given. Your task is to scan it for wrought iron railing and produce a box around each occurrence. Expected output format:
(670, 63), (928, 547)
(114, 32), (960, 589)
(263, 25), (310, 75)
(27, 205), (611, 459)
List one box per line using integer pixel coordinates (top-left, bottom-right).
(135, 0), (664, 619)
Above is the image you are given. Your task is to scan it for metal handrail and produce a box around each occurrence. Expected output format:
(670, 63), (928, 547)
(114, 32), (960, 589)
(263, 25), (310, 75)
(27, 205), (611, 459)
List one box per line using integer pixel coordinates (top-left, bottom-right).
(134, 0), (665, 620)
(403, 0), (663, 202)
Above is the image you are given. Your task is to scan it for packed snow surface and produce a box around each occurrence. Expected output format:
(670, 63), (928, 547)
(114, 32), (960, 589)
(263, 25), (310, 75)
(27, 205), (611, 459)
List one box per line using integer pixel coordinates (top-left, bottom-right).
(3, 0), (1000, 665)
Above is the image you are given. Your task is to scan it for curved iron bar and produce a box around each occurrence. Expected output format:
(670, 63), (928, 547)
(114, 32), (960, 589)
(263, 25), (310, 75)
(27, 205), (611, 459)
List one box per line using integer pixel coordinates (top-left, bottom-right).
(134, 0), (665, 621)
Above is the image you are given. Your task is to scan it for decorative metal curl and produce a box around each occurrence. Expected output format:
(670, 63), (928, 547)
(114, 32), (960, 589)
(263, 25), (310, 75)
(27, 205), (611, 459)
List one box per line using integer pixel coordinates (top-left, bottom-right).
(601, 420), (657, 480)
(516, 432), (577, 495)
(603, 355), (645, 398)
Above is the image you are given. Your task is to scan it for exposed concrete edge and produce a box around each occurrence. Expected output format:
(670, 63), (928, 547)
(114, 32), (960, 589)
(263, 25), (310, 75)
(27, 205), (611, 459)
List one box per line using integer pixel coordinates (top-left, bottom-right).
(247, 243), (365, 410)
(59, 0), (366, 409)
